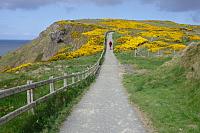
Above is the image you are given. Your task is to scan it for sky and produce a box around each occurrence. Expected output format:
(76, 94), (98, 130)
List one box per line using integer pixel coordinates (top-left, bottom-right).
(0, 0), (199, 40)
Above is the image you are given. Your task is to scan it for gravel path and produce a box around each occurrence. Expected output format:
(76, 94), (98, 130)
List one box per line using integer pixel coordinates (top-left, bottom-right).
(59, 33), (147, 133)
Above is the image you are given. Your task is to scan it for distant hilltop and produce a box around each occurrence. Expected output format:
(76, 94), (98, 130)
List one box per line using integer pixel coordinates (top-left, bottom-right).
(0, 19), (200, 72)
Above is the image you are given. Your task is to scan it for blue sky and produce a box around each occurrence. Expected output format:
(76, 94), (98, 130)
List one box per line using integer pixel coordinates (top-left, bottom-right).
(0, 0), (199, 40)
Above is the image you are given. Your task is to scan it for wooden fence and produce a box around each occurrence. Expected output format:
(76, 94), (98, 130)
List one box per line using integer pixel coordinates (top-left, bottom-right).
(134, 47), (183, 57)
(0, 31), (110, 126)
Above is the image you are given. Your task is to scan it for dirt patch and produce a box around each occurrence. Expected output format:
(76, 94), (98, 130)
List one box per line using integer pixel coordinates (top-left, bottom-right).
(134, 69), (149, 75)
(121, 64), (149, 75)
(121, 64), (135, 74)
(187, 124), (198, 129)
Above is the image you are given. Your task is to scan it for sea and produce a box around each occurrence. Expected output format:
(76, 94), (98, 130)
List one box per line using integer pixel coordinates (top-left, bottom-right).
(0, 40), (30, 56)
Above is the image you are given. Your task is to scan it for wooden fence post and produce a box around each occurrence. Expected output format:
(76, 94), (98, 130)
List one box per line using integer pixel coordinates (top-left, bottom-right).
(93, 66), (96, 75)
(173, 49), (176, 55)
(49, 76), (55, 93)
(85, 67), (89, 78)
(27, 80), (34, 114)
(77, 72), (80, 81)
(157, 50), (160, 56)
(87, 67), (90, 76)
(95, 64), (99, 75)
(82, 73), (85, 80)
(85, 71), (87, 78)
(72, 74), (75, 84)
(134, 49), (137, 57)
(64, 73), (67, 87)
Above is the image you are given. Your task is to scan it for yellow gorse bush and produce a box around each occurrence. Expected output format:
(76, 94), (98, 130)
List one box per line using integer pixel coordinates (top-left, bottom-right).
(71, 31), (81, 39)
(101, 20), (151, 30)
(164, 51), (173, 55)
(143, 41), (168, 52)
(66, 43), (103, 59)
(50, 38), (104, 61)
(50, 28), (106, 61)
(100, 19), (177, 32)
(115, 36), (186, 53)
(57, 46), (71, 54)
(143, 41), (168, 48)
(116, 36), (133, 44)
(99, 19), (189, 53)
(82, 28), (107, 37)
(142, 42), (164, 52)
(189, 35), (200, 41)
(143, 41), (186, 52)
(6, 63), (32, 73)
(115, 36), (148, 52)
(140, 31), (185, 42)
(168, 44), (186, 51)
(56, 20), (72, 26)
(114, 29), (130, 35)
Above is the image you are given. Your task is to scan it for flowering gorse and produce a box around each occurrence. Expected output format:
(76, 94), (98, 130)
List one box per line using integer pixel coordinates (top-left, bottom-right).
(115, 36), (148, 52)
(6, 63), (32, 73)
(50, 28), (106, 61)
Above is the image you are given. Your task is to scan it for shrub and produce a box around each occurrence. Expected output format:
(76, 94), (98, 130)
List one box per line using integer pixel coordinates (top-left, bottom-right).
(6, 63), (33, 73)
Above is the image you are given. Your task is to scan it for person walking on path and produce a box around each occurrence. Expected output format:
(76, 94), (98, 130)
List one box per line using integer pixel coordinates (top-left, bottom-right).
(109, 41), (113, 50)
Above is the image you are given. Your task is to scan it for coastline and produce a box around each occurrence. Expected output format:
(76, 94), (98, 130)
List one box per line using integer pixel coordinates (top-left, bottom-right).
(0, 40), (30, 56)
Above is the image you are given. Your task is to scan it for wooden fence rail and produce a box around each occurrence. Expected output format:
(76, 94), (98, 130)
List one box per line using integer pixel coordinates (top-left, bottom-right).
(134, 47), (184, 57)
(0, 31), (110, 126)
(0, 60), (100, 99)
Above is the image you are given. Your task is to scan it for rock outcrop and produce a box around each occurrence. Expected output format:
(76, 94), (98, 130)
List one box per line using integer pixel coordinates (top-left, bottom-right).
(0, 21), (96, 72)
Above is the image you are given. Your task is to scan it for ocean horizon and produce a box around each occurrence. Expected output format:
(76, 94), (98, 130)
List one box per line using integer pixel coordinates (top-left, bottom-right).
(0, 40), (30, 56)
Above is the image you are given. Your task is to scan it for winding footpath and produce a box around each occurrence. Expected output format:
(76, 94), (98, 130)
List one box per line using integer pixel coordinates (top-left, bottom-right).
(59, 33), (147, 133)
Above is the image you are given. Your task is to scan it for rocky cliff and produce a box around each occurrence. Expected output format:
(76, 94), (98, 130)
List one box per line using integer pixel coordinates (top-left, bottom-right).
(0, 20), (98, 72)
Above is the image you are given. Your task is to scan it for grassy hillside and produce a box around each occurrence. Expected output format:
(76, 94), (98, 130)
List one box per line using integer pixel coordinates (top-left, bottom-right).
(115, 43), (200, 133)
(1, 19), (200, 72)
(0, 20), (103, 72)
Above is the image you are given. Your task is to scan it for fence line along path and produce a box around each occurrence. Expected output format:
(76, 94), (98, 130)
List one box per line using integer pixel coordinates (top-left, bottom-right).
(0, 37), (106, 125)
(59, 32), (147, 133)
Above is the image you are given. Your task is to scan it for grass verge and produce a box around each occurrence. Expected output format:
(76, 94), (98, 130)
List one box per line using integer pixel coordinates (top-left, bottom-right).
(116, 51), (200, 133)
(0, 54), (100, 133)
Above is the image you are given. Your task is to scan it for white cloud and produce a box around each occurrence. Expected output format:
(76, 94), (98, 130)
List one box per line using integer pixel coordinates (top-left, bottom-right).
(0, 0), (126, 10)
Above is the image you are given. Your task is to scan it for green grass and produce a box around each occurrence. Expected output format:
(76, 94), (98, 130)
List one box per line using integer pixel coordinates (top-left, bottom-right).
(0, 54), (100, 89)
(112, 32), (122, 42)
(116, 52), (171, 70)
(0, 54), (101, 133)
(116, 52), (200, 133)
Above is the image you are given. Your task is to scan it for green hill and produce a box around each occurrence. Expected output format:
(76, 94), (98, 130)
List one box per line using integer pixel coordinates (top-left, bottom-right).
(1, 19), (200, 73)
(0, 21), (100, 72)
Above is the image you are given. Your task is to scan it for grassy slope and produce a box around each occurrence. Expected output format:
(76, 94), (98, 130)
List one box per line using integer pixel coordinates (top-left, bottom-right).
(0, 54), (100, 89)
(0, 54), (100, 133)
(116, 52), (200, 133)
(0, 21), (95, 72)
